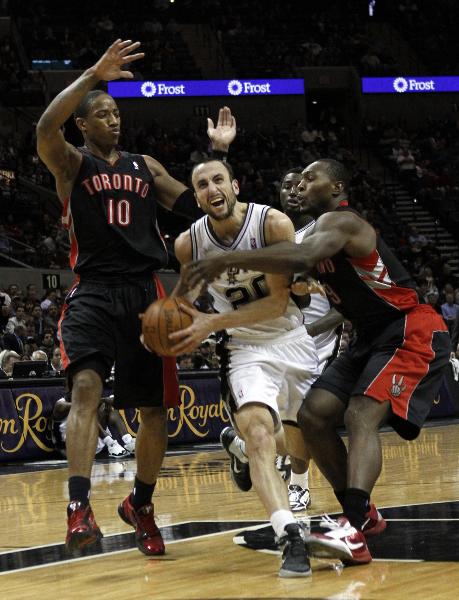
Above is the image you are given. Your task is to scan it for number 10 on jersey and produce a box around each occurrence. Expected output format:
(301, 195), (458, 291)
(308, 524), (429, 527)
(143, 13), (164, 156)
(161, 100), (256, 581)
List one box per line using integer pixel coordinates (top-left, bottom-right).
(106, 198), (131, 226)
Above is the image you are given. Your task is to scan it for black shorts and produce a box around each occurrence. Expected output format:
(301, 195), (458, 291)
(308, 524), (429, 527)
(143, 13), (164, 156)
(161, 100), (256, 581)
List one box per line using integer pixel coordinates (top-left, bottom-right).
(311, 305), (451, 439)
(59, 275), (179, 409)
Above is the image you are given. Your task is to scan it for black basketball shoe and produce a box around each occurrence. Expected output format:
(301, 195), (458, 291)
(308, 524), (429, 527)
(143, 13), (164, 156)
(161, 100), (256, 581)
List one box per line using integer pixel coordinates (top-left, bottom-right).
(220, 426), (252, 492)
(278, 523), (311, 578)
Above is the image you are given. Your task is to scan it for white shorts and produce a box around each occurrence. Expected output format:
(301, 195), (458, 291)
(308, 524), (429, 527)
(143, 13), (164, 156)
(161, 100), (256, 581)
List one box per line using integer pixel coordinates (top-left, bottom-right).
(223, 327), (319, 427)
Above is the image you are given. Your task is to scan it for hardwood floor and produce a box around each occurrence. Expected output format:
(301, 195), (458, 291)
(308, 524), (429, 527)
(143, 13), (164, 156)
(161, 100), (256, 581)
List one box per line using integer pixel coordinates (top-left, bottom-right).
(1, 422), (459, 599)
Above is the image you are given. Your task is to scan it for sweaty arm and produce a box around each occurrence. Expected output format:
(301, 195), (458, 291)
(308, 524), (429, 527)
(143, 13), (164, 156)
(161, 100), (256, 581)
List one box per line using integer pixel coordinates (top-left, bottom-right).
(169, 210), (295, 354)
(180, 210), (377, 291)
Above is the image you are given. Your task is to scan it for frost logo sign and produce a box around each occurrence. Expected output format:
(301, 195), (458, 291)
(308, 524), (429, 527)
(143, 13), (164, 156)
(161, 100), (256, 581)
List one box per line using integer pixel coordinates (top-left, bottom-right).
(141, 81), (157, 97)
(227, 79), (272, 95)
(228, 80), (243, 96)
(141, 81), (185, 97)
(393, 77), (408, 93)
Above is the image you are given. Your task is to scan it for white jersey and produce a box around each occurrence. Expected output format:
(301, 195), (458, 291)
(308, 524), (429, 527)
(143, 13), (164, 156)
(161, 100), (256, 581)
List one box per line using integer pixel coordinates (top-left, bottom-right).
(190, 203), (304, 341)
(295, 220), (339, 364)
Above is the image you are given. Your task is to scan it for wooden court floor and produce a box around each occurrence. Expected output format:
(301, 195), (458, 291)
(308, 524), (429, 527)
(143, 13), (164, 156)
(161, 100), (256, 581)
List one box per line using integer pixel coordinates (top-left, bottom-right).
(1, 422), (459, 599)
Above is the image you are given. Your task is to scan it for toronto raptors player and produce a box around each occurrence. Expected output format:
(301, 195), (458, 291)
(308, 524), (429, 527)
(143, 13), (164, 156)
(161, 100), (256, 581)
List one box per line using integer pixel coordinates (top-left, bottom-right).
(178, 158), (451, 565)
(36, 39), (234, 555)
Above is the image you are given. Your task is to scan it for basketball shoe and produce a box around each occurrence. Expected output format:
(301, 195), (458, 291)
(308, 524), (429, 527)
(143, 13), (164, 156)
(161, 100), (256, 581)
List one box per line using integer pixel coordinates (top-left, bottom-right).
(275, 455), (291, 482)
(118, 494), (165, 555)
(220, 426), (252, 492)
(278, 523), (312, 577)
(305, 515), (372, 565)
(288, 484), (311, 512)
(66, 501), (103, 553)
(362, 503), (386, 538)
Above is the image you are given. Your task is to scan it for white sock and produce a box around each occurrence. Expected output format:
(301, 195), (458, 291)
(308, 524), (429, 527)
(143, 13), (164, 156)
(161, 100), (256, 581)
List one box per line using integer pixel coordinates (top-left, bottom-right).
(122, 434), (133, 444)
(229, 435), (248, 463)
(290, 470), (309, 489)
(271, 509), (297, 539)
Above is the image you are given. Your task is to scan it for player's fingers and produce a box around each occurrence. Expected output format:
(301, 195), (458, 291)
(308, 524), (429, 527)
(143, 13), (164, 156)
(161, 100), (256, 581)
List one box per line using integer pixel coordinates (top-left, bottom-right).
(119, 70), (134, 79)
(120, 42), (141, 56)
(118, 39), (133, 48)
(179, 303), (196, 316)
(207, 117), (214, 131)
(122, 52), (145, 63)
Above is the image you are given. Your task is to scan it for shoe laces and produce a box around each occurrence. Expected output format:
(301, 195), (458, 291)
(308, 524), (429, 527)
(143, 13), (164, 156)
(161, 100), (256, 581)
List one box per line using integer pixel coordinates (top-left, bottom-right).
(135, 504), (159, 537)
(319, 514), (348, 530)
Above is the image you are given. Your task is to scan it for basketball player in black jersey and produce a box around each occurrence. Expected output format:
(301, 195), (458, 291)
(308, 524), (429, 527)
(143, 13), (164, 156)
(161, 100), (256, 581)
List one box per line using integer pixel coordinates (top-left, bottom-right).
(36, 39), (235, 555)
(178, 158), (451, 565)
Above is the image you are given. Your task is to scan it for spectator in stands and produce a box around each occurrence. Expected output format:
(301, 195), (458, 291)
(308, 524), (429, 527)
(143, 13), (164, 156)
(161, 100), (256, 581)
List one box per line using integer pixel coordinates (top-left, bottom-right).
(39, 328), (55, 359)
(31, 305), (45, 338)
(2, 324), (25, 355)
(0, 349), (20, 377)
(426, 291), (441, 314)
(441, 292), (459, 333)
(50, 346), (62, 372)
(44, 303), (59, 331)
(31, 349), (49, 363)
(7, 303), (27, 332)
(24, 283), (39, 305)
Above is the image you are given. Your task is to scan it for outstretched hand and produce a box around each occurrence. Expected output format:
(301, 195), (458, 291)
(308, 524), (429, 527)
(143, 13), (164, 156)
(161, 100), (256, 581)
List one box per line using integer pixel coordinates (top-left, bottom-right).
(93, 39), (144, 81)
(178, 257), (227, 294)
(207, 106), (236, 151)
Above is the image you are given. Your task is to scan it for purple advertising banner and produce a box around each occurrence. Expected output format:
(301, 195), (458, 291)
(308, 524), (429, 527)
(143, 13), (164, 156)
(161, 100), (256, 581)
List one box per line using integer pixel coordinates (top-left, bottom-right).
(362, 76), (459, 94)
(108, 78), (305, 98)
(0, 376), (229, 462)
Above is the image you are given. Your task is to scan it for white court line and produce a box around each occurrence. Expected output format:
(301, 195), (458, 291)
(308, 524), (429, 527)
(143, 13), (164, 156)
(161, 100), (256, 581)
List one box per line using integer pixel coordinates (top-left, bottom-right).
(0, 520), (263, 556)
(0, 524), (265, 576)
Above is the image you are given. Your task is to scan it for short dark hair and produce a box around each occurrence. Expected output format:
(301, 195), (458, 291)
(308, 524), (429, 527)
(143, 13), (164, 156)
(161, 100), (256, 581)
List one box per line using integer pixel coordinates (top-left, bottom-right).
(316, 158), (350, 191)
(191, 158), (235, 182)
(281, 167), (303, 183)
(74, 90), (110, 119)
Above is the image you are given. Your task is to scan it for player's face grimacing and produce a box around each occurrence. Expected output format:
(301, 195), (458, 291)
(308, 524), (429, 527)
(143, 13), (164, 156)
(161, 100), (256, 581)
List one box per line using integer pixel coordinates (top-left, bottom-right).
(76, 94), (121, 147)
(279, 172), (302, 216)
(192, 160), (239, 221)
(297, 162), (336, 218)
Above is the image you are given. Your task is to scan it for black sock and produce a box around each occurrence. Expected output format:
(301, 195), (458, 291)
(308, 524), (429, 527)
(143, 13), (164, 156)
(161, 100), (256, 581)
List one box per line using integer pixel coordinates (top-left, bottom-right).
(131, 476), (156, 510)
(334, 489), (346, 509)
(343, 488), (370, 530)
(68, 476), (91, 507)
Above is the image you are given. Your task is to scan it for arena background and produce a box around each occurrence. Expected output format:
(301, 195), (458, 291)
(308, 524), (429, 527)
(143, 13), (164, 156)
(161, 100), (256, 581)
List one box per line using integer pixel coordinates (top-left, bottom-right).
(1, 0), (459, 598)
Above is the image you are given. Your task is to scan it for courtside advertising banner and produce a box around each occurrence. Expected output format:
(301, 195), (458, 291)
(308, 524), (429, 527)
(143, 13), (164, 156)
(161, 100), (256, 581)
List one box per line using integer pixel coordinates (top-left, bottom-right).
(362, 76), (459, 94)
(108, 78), (304, 98)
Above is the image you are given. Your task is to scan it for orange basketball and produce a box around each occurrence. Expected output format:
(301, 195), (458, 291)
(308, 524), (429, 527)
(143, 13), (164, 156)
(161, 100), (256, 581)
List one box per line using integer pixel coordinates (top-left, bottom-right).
(141, 297), (194, 356)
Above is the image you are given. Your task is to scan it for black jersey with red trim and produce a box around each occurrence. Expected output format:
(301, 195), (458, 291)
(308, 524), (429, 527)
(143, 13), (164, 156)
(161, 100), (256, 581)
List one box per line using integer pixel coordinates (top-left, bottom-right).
(62, 148), (167, 278)
(316, 206), (419, 336)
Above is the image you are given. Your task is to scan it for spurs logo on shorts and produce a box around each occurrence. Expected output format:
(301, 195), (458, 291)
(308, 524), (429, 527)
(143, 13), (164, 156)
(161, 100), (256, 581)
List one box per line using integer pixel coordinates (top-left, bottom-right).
(390, 374), (406, 398)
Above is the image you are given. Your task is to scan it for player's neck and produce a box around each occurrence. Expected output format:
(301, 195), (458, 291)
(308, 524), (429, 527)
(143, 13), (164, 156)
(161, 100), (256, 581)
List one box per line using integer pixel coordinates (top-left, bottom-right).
(209, 202), (248, 246)
(83, 141), (119, 164)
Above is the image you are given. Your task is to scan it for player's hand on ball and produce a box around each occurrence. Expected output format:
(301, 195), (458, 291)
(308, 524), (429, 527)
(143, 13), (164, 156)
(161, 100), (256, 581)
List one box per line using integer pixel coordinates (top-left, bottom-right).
(93, 39), (144, 81)
(168, 303), (214, 355)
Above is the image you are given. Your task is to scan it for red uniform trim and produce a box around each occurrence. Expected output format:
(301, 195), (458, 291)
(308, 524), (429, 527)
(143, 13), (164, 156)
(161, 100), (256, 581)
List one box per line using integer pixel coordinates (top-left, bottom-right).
(153, 275), (180, 408)
(363, 305), (448, 419)
(58, 277), (80, 370)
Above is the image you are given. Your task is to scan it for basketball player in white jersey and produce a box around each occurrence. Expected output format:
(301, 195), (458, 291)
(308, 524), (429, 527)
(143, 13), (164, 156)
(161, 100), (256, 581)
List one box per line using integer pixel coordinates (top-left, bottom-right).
(171, 159), (319, 577)
(277, 168), (344, 511)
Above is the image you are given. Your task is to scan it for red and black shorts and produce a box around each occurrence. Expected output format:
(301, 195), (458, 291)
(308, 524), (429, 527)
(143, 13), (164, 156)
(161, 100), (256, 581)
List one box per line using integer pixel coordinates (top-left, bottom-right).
(58, 275), (179, 409)
(311, 304), (451, 439)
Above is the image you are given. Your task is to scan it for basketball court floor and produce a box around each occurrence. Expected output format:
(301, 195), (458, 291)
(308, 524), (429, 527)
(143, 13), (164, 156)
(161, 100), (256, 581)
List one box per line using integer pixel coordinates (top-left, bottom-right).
(1, 421), (459, 599)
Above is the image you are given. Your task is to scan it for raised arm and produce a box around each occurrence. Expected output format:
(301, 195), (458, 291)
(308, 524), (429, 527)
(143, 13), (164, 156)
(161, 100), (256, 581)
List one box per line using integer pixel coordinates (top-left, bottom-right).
(147, 106), (237, 215)
(36, 39), (144, 202)
(179, 210), (376, 291)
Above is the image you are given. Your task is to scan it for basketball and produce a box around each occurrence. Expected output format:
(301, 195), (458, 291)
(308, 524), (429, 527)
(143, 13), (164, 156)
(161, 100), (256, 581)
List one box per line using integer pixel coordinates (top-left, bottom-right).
(141, 297), (194, 356)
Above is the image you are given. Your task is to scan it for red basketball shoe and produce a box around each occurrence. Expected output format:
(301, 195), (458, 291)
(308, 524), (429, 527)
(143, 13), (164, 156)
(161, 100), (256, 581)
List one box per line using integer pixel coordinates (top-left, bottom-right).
(305, 515), (372, 565)
(66, 501), (103, 553)
(362, 503), (386, 538)
(118, 494), (165, 555)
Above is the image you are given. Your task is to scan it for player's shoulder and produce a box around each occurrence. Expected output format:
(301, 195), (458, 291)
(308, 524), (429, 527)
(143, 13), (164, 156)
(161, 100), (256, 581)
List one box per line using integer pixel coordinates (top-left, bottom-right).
(317, 207), (368, 232)
(142, 154), (166, 177)
(264, 206), (294, 227)
(263, 206), (295, 244)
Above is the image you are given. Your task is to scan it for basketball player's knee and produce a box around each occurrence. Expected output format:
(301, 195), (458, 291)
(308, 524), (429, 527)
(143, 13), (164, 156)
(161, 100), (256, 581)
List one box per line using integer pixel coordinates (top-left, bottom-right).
(72, 370), (102, 410)
(297, 403), (318, 433)
(245, 419), (274, 454)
